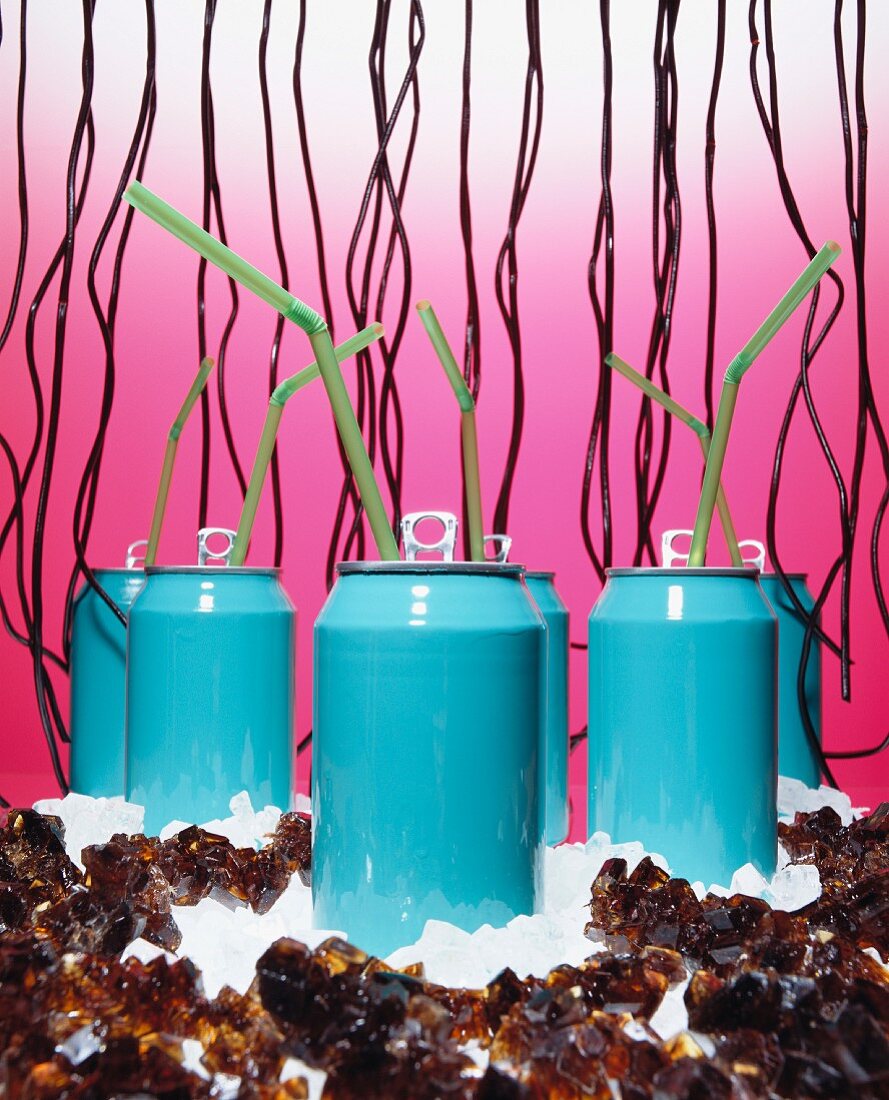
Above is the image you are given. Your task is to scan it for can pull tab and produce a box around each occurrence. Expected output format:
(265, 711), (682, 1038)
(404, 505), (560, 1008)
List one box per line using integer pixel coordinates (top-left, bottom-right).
(661, 529), (693, 568)
(197, 527), (237, 567)
(739, 539), (766, 571)
(662, 529), (767, 571)
(484, 534), (512, 563)
(125, 540), (148, 569)
(400, 511), (458, 562)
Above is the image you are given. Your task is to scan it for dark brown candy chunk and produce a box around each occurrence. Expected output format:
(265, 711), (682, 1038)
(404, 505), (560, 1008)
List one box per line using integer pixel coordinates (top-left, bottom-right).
(586, 857), (711, 960)
(712, 1029), (784, 1097)
(157, 825), (252, 910)
(238, 1080), (309, 1100)
(268, 812), (312, 885)
(82, 837), (181, 951)
(651, 1056), (735, 1099)
(0, 810), (82, 903)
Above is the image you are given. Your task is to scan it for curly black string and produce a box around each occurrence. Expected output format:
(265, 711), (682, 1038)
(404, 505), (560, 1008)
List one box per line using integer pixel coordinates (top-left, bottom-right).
(749, 0), (851, 787)
(0, 0), (43, 661)
(492, 0), (543, 537)
(457, 0), (481, 559)
(632, 0), (681, 567)
(702, 1), (725, 433)
(581, 0), (615, 584)
(823, 0), (889, 760)
(62, 0), (157, 661)
(338, 2), (392, 569)
(375, 2), (424, 537)
(197, 0), (245, 532)
(29, 0), (97, 794)
(291, 1), (361, 589)
(342, 0), (424, 562)
(259, 0), (288, 566)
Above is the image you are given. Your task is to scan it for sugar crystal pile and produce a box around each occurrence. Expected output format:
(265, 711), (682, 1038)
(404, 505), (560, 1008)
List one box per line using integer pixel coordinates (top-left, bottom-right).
(1, 780), (885, 1097)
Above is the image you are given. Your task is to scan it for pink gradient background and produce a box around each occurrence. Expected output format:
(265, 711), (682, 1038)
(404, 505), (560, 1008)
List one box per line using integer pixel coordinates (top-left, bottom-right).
(1, 2), (886, 830)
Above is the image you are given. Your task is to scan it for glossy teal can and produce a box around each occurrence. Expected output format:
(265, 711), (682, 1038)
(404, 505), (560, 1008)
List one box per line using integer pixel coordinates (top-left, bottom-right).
(759, 573), (821, 788)
(312, 562), (546, 957)
(126, 567), (295, 835)
(525, 572), (569, 845)
(588, 568), (778, 885)
(70, 569), (145, 797)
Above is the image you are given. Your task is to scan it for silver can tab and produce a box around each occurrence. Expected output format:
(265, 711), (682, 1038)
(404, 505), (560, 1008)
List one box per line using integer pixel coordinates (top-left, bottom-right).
(125, 540), (148, 569)
(484, 534), (512, 563)
(661, 529), (766, 571)
(400, 511), (458, 562)
(661, 529), (693, 569)
(197, 527), (237, 567)
(738, 539), (766, 571)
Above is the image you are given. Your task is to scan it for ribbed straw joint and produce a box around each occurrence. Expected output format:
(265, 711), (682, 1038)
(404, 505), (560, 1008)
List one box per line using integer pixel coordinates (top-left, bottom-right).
(284, 299), (327, 335)
(168, 424), (183, 442)
(723, 354), (751, 385)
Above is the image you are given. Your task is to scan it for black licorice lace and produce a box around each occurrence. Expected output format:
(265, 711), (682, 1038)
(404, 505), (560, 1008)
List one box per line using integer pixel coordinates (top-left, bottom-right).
(340, 0), (423, 566)
(826, 0), (889, 759)
(197, 0), (244, 533)
(581, 0), (615, 584)
(292, 4), (361, 589)
(28, 0), (97, 794)
(632, 0), (681, 567)
(491, 0), (543, 538)
(749, 0), (889, 782)
(750, 0), (845, 787)
(375, 2), (424, 539)
(259, 0), (287, 566)
(702, 1), (725, 433)
(0, 0), (42, 662)
(457, 1), (481, 559)
(62, 0), (157, 659)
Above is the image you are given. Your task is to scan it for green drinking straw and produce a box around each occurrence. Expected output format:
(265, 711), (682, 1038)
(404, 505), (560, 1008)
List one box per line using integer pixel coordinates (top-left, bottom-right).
(415, 300), (485, 562)
(231, 324), (384, 566)
(123, 180), (400, 561)
(687, 240), (841, 566)
(145, 355), (216, 566)
(605, 353), (742, 566)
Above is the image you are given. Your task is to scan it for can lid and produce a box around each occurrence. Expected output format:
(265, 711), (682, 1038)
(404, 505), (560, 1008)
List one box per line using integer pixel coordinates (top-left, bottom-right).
(83, 567), (144, 575)
(145, 565), (280, 576)
(525, 570), (555, 580)
(606, 566), (761, 578)
(337, 561), (525, 577)
(759, 571), (808, 581)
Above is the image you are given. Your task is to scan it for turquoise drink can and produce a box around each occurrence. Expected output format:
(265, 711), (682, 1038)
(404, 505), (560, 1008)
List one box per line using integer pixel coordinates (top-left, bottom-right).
(588, 567), (778, 886)
(70, 562), (146, 797)
(525, 572), (569, 845)
(312, 560), (546, 957)
(759, 573), (822, 788)
(125, 562), (295, 835)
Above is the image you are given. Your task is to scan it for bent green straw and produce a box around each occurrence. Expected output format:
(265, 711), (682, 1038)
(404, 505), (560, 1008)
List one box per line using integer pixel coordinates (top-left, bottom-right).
(416, 300), (485, 562)
(231, 324), (384, 566)
(124, 180), (399, 561)
(688, 241), (840, 566)
(145, 356), (216, 566)
(605, 353), (742, 566)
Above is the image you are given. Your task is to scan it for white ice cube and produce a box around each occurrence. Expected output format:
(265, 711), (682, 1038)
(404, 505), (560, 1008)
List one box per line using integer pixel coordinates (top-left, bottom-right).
(32, 792), (144, 868)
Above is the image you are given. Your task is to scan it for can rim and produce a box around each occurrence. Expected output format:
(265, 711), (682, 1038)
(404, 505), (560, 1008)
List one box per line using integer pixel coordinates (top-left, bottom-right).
(525, 570), (555, 580)
(83, 567), (144, 575)
(145, 566), (280, 576)
(337, 561), (525, 577)
(759, 571), (808, 581)
(606, 566), (761, 578)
